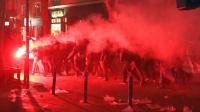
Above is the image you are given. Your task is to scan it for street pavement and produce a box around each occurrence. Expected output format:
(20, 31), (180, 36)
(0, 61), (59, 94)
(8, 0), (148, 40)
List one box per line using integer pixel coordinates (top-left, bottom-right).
(0, 73), (200, 112)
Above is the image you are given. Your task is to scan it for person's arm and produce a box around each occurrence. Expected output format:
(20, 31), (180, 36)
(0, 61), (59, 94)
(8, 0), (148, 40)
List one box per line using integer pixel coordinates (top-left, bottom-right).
(67, 47), (77, 60)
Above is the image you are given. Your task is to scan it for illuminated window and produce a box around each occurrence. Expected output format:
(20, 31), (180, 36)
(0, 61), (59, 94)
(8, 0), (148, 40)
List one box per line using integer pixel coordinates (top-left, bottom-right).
(58, 18), (61, 23)
(51, 10), (64, 18)
(64, 18), (67, 23)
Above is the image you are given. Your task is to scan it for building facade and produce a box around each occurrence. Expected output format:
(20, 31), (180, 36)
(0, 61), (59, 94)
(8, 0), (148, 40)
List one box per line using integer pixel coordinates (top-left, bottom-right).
(0, 0), (24, 66)
(48, 0), (108, 35)
(0, 0), (49, 66)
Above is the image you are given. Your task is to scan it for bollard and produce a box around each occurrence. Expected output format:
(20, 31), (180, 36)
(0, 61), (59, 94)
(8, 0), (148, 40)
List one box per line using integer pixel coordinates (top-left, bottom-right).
(83, 70), (88, 103)
(52, 68), (57, 95)
(128, 75), (133, 106)
(27, 69), (30, 88)
(24, 65), (29, 88)
(17, 66), (21, 82)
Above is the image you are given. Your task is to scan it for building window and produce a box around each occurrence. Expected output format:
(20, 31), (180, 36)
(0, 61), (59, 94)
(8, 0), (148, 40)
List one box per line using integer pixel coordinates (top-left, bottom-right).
(35, 2), (41, 17)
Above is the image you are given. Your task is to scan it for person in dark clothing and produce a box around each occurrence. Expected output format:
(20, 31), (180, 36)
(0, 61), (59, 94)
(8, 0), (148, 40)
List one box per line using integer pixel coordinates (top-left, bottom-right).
(62, 42), (76, 75)
(129, 61), (143, 85)
(99, 48), (112, 81)
(87, 52), (101, 76)
(68, 39), (89, 76)
(120, 49), (134, 83)
(158, 61), (175, 88)
(120, 49), (143, 84)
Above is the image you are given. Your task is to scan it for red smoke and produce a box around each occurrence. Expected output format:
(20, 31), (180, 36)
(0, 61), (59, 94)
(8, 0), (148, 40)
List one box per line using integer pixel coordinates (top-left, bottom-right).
(35, 0), (200, 64)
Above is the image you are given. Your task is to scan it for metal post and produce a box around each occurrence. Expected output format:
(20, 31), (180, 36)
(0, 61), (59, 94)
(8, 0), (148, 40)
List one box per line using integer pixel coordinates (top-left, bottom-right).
(83, 70), (88, 103)
(52, 67), (57, 95)
(17, 66), (21, 82)
(24, 0), (30, 88)
(128, 76), (133, 106)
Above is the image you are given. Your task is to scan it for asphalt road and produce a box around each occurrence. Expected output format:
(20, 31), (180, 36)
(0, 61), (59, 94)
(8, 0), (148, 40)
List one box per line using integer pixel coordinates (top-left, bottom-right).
(0, 74), (200, 112)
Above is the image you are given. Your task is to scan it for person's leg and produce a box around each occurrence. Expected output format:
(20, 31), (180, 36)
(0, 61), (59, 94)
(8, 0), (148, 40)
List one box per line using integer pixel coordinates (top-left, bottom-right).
(32, 58), (37, 74)
(104, 67), (109, 81)
(101, 62), (109, 81)
(38, 60), (45, 74)
(122, 63), (128, 83)
(158, 72), (164, 88)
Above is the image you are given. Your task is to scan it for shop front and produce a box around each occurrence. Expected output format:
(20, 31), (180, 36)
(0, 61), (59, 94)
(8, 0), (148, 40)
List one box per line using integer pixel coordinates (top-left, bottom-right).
(50, 9), (67, 35)
(49, 0), (108, 35)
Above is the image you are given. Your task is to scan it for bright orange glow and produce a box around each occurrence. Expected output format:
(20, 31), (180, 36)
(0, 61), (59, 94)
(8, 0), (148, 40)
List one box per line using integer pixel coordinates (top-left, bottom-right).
(15, 40), (35, 58)
(15, 46), (26, 58)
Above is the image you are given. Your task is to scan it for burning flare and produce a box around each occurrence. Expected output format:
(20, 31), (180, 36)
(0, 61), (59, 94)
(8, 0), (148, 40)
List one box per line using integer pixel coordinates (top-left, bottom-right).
(15, 40), (34, 58)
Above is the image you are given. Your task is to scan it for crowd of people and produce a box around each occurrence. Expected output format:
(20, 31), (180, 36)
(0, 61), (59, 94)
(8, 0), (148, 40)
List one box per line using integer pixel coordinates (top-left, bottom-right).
(31, 39), (196, 87)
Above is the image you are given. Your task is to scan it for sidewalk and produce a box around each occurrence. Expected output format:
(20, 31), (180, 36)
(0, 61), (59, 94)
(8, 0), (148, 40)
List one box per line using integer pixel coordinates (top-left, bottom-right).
(0, 74), (200, 112)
